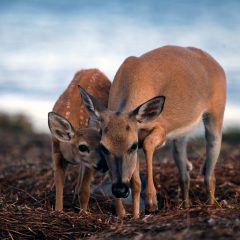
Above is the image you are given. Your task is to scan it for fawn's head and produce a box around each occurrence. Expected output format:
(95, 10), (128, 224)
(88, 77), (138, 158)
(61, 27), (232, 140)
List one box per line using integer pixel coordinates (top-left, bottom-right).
(48, 112), (108, 172)
(79, 86), (165, 198)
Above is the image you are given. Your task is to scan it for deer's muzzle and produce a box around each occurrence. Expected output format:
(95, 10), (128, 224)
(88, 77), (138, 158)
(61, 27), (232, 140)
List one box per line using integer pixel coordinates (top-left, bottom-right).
(112, 182), (130, 198)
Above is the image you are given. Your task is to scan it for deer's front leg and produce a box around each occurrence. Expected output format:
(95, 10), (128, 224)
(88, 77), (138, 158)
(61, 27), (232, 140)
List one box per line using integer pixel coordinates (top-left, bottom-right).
(107, 170), (126, 218)
(54, 152), (68, 211)
(143, 127), (166, 213)
(78, 166), (93, 212)
(115, 198), (126, 218)
(131, 158), (141, 219)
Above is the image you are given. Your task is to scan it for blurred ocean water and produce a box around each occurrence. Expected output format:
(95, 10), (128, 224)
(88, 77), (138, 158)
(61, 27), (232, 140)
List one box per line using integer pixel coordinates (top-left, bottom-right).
(0, 0), (239, 132)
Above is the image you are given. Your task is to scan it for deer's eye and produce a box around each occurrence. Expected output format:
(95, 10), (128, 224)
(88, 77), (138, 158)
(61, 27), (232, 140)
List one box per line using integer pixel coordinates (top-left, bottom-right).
(128, 142), (138, 154)
(100, 144), (109, 155)
(79, 144), (89, 153)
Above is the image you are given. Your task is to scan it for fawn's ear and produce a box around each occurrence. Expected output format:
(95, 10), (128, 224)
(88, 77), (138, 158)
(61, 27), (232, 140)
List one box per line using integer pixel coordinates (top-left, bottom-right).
(78, 85), (106, 122)
(48, 112), (75, 142)
(129, 96), (165, 123)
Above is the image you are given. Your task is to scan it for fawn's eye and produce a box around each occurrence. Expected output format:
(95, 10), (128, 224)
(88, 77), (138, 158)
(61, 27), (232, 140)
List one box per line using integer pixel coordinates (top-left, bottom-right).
(128, 142), (138, 154)
(100, 144), (109, 155)
(79, 144), (89, 153)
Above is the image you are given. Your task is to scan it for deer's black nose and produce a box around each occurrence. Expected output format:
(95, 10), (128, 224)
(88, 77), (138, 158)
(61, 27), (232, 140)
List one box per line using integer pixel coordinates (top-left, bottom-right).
(112, 182), (129, 198)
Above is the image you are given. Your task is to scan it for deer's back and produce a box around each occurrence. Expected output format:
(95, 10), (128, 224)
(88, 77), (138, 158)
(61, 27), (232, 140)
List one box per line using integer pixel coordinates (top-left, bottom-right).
(109, 46), (226, 132)
(53, 69), (111, 129)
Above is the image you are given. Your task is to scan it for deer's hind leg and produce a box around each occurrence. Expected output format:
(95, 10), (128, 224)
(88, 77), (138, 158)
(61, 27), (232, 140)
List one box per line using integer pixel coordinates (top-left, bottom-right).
(172, 136), (191, 208)
(202, 111), (224, 205)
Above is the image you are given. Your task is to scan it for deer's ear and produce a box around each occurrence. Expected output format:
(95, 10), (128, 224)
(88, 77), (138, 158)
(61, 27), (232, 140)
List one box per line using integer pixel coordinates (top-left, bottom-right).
(129, 96), (165, 123)
(78, 85), (106, 122)
(48, 112), (75, 142)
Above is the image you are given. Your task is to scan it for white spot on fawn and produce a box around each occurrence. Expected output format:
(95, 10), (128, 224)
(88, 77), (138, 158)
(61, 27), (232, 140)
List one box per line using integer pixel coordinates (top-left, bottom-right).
(65, 111), (70, 119)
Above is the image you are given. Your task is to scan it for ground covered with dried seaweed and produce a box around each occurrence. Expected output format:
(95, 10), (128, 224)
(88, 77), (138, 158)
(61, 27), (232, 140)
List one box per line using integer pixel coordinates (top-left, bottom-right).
(0, 127), (239, 239)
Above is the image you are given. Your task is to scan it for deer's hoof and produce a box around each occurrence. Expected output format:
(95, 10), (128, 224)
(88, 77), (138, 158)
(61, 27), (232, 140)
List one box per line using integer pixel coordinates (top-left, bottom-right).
(145, 203), (158, 214)
(183, 199), (191, 208)
(145, 190), (158, 214)
(116, 208), (126, 219)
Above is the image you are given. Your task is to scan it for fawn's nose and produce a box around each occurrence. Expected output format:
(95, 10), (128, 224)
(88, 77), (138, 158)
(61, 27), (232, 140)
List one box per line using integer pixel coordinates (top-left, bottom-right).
(112, 182), (130, 198)
(94, 156), (109, 173)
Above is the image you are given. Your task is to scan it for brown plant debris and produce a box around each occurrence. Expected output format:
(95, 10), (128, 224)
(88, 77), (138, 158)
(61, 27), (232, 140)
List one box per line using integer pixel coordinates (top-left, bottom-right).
(0, 129), (240, 239)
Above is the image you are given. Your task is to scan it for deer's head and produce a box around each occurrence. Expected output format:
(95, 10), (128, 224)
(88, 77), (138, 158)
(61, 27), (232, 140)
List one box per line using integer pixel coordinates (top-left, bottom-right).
(48, 112), (108, 172)
(79, 86), (165, 198)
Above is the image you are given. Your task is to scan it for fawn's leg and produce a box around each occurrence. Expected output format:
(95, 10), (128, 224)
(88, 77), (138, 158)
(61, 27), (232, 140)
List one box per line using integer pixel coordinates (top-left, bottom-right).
(53, 140), (68, 211)
(78, 165), (93, 211)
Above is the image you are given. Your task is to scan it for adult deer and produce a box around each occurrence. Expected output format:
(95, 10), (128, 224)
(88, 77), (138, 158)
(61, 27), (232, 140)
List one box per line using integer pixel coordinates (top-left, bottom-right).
(48, 69), (110, 212)
(79, 46), (226, 218)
